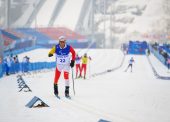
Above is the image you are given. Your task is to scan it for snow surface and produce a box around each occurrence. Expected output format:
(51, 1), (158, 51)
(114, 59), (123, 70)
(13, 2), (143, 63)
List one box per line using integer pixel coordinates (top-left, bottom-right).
(0, 49), (170, 122)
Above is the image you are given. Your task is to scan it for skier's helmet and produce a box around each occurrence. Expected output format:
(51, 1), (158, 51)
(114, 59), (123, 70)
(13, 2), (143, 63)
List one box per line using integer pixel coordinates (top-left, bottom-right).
(84, 53), (87, 56)
(58, 36), (66, 42)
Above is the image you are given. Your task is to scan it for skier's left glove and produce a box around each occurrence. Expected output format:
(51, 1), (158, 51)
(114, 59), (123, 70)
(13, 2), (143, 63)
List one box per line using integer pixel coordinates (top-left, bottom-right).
(48, 54), (53, 57)
(70, 60), (75, 68)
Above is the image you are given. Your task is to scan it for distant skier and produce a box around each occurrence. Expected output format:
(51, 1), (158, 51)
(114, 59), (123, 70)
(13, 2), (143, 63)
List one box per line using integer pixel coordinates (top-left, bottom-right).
(75, 54), (81, 78)
(48, 36), (76, 98)
(125, 57), (135, 72)
(13, 55), (19, 73)
(79, 53), (91, 79)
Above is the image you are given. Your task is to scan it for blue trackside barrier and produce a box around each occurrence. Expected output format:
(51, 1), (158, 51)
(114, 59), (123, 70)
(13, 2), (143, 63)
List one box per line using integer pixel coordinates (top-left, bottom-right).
(147, 56), (170, 80)
(27, 62), (56, 71)
(162, 44), (170, 54)
(0, 61), (56, 78)
(149, 45), (167, 67)
(26, 62), (56, 72)
(4, 45), (44, 56)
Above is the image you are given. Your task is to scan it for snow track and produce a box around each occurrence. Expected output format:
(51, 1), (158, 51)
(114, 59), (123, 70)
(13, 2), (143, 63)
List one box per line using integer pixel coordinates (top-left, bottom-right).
(1, 49), (170, 122)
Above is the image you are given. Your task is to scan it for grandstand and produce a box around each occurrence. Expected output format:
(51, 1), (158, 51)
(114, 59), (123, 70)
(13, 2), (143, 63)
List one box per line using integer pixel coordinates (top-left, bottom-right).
(1, 27), (92, 50)
(0, 0), (170, 57)
(37, 27), (85, 40)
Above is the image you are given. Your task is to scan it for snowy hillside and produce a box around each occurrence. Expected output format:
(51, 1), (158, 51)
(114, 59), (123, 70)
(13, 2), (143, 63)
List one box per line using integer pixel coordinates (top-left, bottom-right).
(0, 49), (170, 122)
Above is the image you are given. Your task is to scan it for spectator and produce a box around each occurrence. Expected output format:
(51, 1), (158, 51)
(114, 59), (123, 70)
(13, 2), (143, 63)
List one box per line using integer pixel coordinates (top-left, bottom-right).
(4, 55), (12, 76)
(13, 55), (20, 73)
(22, 56), (29, 72)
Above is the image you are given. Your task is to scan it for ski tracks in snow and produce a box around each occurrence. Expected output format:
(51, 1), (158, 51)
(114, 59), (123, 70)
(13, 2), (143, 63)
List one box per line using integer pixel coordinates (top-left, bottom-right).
(55, 96), (135, 122)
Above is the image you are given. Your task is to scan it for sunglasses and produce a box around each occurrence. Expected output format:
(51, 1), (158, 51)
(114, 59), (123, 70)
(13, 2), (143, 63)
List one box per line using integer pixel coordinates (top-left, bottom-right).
(59, 41), (65, 43)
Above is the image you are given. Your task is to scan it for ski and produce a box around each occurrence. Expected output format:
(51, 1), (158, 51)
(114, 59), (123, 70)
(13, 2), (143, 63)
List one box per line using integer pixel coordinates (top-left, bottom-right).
(54, 95), (72, 100)
(55, 94), (61, 99)
(65, 96), (71, 100)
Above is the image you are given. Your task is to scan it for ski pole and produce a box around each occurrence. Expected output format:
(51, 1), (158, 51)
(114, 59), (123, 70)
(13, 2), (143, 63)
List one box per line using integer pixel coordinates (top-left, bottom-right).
(71, 68), (75, 96)
(89, 60), (91, 78)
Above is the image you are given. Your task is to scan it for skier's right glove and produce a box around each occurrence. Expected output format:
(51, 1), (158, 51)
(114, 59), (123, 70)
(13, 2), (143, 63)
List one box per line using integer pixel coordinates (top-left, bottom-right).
(48, 54), (53, 57)
(70, 60), (75, 68)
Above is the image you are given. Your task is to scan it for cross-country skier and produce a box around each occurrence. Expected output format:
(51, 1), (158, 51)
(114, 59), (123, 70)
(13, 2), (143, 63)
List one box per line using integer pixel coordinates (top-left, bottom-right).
(48, 36), (76, 98)
(75, 54), (81, 78)
(79, 53), (91, 79)
(125, 57), (135, 72)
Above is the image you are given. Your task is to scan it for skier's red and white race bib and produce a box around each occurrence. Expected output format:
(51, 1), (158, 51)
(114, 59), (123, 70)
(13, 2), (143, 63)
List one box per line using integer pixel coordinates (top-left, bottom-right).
(56, 55), (70, 65)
